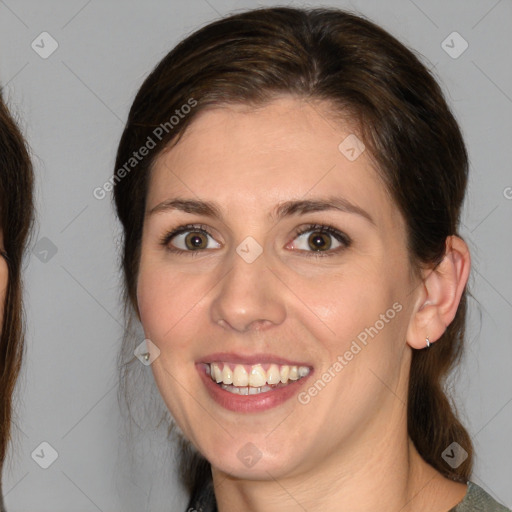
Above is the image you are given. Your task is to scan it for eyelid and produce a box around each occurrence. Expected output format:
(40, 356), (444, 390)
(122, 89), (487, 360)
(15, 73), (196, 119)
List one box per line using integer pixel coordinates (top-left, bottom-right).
(160, 223), (351, 257)
(288, 224), (351, 257)
(160, 223), (220, 252)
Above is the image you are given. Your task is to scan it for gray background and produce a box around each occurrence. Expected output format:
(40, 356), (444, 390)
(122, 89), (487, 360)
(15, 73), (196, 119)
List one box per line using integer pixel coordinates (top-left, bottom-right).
(1, 0), (511, 510)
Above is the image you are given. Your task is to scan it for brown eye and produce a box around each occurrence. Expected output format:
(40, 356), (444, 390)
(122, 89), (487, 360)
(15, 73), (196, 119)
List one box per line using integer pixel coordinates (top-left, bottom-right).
(289, 224), (351, 257)
(184, 232), (208, 250)
(307, 231), (332, 251)
(163, 225), (221, 253)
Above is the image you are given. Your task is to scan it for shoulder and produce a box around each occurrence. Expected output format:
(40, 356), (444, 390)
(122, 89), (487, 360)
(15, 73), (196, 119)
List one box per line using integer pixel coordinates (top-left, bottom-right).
(450, 481), (511, 512)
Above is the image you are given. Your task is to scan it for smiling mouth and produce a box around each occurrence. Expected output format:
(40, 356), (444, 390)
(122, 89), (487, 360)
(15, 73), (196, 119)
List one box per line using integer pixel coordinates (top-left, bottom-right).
(205, 362), (311, 395)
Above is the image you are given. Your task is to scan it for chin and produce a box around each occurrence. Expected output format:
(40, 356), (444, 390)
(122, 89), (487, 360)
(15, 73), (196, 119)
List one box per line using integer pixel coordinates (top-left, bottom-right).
(207, 447), (293, 480)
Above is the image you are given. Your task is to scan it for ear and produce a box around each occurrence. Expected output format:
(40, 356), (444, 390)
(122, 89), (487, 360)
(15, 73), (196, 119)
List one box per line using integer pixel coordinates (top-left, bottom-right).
(406, 235), (470, 349)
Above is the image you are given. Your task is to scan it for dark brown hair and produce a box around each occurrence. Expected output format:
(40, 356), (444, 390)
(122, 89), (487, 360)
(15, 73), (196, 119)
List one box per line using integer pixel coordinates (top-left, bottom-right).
(0, 91), (34, 502)
(113, 6), (472, 501)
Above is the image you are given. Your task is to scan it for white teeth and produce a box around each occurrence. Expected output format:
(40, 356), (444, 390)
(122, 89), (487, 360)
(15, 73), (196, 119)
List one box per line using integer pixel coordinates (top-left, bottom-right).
(212, 363), (223, 383)
(248, 364), (266, 387)
(222, 364), (233, 384)
(298, 366), (309, 378)
(221, 383), (273, 395)
(208, 362), (311, 388)
(233, 365), (249, 387)
(267, 364), (281, 385)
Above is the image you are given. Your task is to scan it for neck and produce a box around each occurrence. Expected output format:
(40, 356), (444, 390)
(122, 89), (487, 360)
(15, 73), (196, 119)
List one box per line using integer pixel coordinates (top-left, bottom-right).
(212, 410), (459, 512)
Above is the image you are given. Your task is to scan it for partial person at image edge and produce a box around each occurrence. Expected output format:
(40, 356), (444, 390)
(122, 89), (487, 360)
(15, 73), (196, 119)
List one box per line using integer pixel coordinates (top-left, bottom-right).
(0, 92), (35, 510)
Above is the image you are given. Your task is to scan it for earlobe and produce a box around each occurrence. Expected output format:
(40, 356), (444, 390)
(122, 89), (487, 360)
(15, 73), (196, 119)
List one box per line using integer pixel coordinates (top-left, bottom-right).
(406, 235), (470, 350)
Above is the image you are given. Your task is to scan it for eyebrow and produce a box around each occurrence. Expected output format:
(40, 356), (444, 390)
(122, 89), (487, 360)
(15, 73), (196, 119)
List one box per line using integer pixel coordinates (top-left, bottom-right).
(148, 196), (375, 226)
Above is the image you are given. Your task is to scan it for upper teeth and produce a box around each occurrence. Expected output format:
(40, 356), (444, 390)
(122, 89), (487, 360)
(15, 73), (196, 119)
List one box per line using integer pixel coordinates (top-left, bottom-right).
(207, 363), (310, 387)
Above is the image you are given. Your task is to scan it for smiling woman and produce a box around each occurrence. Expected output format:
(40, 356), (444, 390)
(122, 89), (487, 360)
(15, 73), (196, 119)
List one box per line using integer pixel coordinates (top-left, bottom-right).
(0, 93), (34, 511)
(113, 7), (510, 512)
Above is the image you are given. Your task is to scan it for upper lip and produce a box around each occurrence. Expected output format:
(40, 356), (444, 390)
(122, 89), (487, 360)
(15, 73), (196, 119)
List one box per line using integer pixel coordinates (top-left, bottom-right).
(197, 352), (313, 367)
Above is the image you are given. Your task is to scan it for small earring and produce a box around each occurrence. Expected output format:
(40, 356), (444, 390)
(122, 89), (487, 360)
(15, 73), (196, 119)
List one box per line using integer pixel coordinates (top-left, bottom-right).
(426, 336), (431, 348)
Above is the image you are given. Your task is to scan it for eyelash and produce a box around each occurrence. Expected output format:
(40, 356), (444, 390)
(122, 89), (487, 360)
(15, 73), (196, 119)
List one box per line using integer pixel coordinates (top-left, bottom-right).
(160, 223), (352, 258)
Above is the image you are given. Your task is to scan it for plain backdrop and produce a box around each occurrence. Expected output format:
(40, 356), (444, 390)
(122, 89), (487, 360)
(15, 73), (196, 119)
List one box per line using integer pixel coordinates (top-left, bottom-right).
(1, 0), (511, 510)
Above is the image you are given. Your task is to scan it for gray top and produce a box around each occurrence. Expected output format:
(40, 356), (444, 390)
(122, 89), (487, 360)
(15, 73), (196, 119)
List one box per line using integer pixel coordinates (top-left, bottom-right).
(450, 481), (511, 512)
(189, 480), (511, 512)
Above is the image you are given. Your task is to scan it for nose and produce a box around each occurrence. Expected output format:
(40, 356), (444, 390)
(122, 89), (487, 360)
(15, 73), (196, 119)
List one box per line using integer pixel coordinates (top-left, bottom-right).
(210, 247), (286, 333)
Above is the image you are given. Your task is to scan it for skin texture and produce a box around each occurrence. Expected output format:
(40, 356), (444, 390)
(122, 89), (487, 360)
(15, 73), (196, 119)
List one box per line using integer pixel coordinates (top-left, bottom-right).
(137, 97), (470, 511)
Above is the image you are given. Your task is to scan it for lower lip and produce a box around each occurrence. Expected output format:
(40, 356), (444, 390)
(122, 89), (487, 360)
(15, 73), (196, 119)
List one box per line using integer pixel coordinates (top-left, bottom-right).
(197, 364), (312, 413)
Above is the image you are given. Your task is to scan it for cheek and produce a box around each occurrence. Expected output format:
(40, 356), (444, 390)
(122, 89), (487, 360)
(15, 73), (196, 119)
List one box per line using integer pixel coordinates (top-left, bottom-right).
(136, 263), (196, 414)
(136, 266), (171, 339)
(136, 261), (208, 355)
(305, 263), (411, 398)
(309, 267), (399, 339)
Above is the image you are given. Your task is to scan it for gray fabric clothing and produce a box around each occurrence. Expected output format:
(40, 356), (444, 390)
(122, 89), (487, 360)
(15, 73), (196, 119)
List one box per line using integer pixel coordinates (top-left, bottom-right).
(449, 481), (511, 512)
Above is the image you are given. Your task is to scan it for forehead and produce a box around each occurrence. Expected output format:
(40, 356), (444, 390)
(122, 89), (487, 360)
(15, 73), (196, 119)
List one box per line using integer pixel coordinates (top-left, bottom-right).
(147, 97), (398, 228)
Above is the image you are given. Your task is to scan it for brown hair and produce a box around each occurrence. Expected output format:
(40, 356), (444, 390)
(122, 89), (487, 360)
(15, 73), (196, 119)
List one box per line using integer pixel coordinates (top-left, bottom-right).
(113, 6), (472, 500)
(0, 92), (34, 499)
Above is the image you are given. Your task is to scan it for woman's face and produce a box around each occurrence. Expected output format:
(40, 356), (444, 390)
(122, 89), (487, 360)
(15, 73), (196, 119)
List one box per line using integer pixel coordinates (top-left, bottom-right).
(137, 97), (422, 479)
